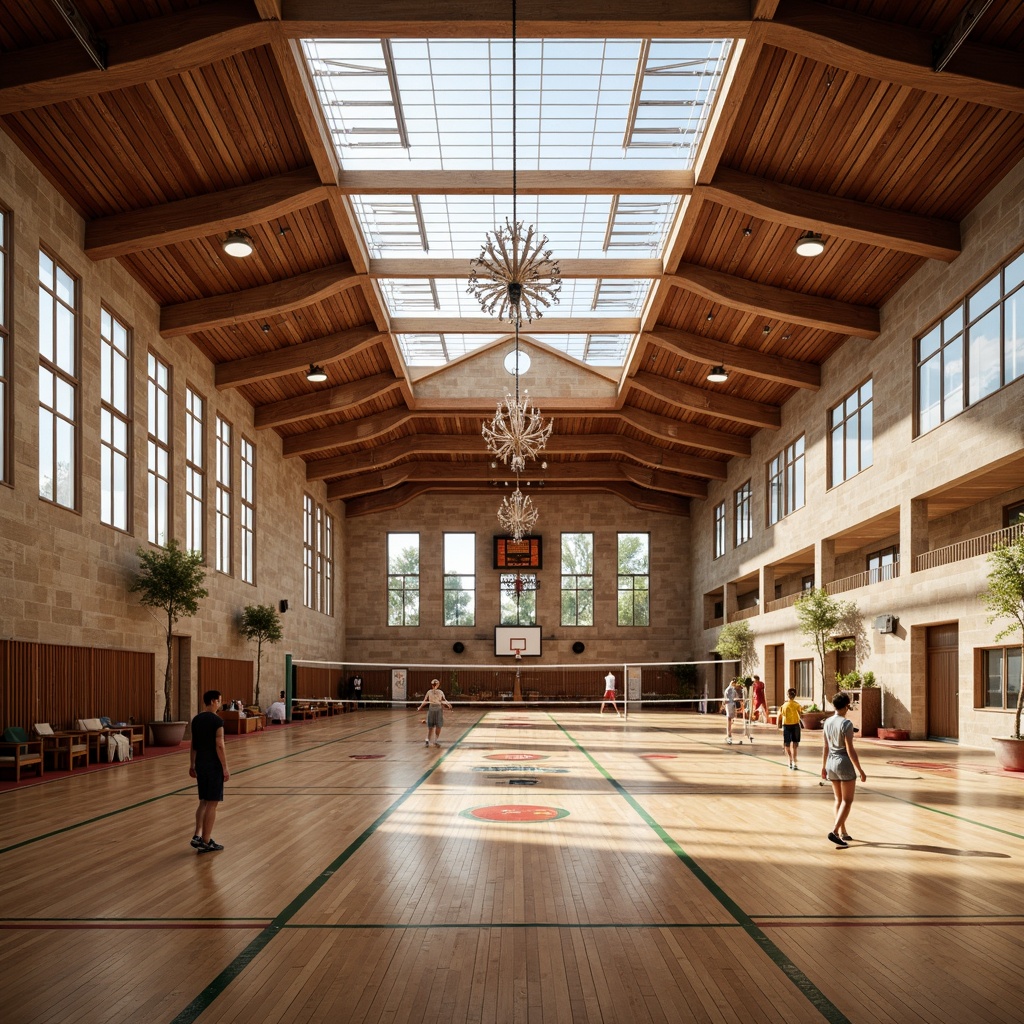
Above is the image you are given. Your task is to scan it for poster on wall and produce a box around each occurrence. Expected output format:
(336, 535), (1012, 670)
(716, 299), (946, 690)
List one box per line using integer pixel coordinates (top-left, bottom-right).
(626, 665), (642, 704)
(391, 668), (407, 708)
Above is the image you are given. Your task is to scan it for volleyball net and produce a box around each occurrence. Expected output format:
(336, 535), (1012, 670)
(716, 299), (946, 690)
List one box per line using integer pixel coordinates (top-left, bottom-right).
(286, 658), (740, 719)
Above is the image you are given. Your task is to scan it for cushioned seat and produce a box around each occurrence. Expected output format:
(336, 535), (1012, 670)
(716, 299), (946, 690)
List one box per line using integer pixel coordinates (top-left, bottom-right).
(34, 723), (88, 771)
(0, 727), (45, 782)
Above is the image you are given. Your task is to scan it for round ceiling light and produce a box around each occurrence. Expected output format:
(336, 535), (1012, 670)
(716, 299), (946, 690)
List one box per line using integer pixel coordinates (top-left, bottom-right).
(795, 231), (825, 257)
(706, 365), (729, 383)
(221, 229), (254, 258)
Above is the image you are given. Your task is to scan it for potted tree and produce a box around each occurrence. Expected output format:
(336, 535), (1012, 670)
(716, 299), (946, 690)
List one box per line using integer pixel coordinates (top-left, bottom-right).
(794, 588), (858, 729)
(715, 620), (757, 677)
(981, 534), (1024, 770)
(130, 539), (208, 745)
(239, 604), (283, 709)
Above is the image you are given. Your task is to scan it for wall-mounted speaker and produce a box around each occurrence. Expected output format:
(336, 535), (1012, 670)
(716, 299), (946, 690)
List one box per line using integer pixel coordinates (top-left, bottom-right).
(452, 641), (465, 654)
(278, 600), (288, 614)
(874, 614), (897, 634)
(572, 641), (585, 654)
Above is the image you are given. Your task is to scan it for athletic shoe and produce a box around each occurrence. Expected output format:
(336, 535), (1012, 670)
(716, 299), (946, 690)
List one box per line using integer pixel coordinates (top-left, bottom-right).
(840, 834), (854, 842)
(190, 834), (204, 849)
(198, 839), (224, 853)
(726, 737), (733, 744)
(424, 740), (430, 746)
(827, 832), (848, 848)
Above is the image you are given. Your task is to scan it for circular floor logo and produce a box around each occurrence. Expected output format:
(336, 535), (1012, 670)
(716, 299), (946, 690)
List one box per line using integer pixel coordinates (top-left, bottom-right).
(460, 804), (569, 823)
(485, 752), (546, 761)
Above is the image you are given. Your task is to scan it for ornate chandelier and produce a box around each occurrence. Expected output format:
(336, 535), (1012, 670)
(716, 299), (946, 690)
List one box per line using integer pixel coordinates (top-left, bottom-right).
(473, 0), (557, 536)
(497, 486), (539, 542)
(482, 388), (552, 474)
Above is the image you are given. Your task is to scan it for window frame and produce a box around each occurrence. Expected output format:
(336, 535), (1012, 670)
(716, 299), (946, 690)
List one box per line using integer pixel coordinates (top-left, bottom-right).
(617, 531), (650, 627)
(214, 414), (233, 575)
(0, 202), (11, 487)
(146, 352), (172, 546)
(560, 532), (594, 627)
(500, 572), (538, 626)
(767, 435), (805, 526)
(733, 481), (751, 548)
(99, 304), (132, 532)
(792, 659), (814, 700)
(240, 435), (255, 585)
(443, 532), (476, 626)
(828, 378), (873, 488)
(184, 385), (205, 556)
(977, 645), (1021, 712)
(713, 501), (726, 559)
(38, 247), (80, 511)
(387, 531), (420, 626)
(865, 545), (899, 584)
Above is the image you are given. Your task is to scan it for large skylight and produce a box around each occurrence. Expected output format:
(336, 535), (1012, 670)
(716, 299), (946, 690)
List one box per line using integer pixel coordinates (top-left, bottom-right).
(303, 36), (732, 366)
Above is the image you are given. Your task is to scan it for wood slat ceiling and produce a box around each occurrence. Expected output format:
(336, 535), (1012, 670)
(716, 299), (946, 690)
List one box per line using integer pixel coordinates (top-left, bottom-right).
(3, 0), (1023, 515)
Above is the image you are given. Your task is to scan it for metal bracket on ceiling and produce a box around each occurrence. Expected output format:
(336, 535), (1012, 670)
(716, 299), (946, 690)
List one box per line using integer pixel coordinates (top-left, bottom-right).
(50, 0), (108, 71)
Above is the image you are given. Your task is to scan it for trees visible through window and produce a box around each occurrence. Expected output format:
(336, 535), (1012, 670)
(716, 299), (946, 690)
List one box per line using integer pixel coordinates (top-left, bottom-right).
(443, 532), (475, 626)
(980, 647), (1021, 711)
(38, 250), (78, 510)
(713, 501), (726, 558)
(240, 437), (255, 585)
(734, 481), (752, 547)
(147, 353), (171, 546)
(99, 307), (131, 531)
(617, 532), (649, 626)
(215, 415), (232, 574)
(500, 573), (537, 626)
(917, 248), (1024, 435)
(185, 387), (204, 555)
(561, 532), (593, 626)
(768, 436), (805, 525)
(388, 532), (419, 625)
(829, 379), (873, 487)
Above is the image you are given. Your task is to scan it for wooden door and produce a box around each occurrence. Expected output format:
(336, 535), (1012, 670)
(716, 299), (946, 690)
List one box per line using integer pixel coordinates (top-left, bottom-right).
(926, 624), (959, 740)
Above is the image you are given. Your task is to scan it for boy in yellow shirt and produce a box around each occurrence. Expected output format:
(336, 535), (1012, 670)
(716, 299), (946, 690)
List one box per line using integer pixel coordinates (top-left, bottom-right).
(777, 688), (804, 770)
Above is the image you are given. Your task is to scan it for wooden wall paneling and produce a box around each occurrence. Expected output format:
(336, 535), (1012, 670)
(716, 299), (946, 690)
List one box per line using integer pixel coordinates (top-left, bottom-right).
(294, 665), (342, 700)
(198, 656), (254, 705)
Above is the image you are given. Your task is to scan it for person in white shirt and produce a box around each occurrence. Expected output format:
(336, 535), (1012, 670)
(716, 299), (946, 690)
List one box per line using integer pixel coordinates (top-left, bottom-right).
(600, 670), (621, 717)
(723, 679), (743, 743)
(416, 678), (452, 747)
(267, 696), (286, 724)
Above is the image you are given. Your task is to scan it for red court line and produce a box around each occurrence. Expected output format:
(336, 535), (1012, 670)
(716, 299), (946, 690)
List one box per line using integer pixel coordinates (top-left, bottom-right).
(0, 921), (270, 930)
(758, 918), (1024, 928)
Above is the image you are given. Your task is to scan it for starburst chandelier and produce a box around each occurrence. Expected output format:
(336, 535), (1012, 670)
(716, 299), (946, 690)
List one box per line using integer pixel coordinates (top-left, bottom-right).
(474, 0), (557, 533)
(496, 486), (539, 542)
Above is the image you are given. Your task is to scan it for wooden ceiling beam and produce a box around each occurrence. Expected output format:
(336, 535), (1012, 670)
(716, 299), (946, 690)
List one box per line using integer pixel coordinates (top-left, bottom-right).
(215, 326), (387, 390)
(160, 262), (362, 337)
(306, 431), (727, 482)
(342, 479), (691, 517)
(699, 167), (961, 262)
(631, 370), (781, 430)
(370, 258), (663, 280)
(765, 1), (1024, 114)
(644, 326), (820, 390)
(283, 409), (429, 458)
(0, 0), (268, 114)
(390, 316), (640, 334)
(337, 170), (693, 195)
(280, 2), (752, 39)
(85, 167), (329, 260)
(617, 464), (707, 498)
(666, 263), (880, 338)
(617, 407), (751, 458)
(254, 373), (402, 428)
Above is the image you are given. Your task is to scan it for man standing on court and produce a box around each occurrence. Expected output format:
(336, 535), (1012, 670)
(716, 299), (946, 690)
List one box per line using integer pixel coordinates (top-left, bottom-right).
(723, 678), (743, 743)
(189, 689), (229, 853)
(600, 669), (621, 716)
(417, 678), (452, 747)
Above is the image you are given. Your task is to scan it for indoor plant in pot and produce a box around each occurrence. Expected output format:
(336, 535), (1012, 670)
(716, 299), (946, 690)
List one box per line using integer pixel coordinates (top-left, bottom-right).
(239, 603), (283, 710)
(130, 539), (208, 745)
(981, 533), (1024, 770)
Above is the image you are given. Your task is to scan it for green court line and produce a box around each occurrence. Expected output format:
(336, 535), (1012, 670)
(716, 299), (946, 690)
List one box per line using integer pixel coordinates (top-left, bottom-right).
(0, 714), (436, 856)
(554, 716), (851, 1024)
(168, 715), (483, 1024)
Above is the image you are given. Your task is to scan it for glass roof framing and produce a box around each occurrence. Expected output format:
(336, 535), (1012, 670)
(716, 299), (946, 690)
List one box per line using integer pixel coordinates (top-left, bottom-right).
(303, 35), (733, 366)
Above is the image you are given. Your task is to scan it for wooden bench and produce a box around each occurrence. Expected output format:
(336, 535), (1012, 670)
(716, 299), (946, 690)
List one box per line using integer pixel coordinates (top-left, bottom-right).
(0, 731), (45, 782)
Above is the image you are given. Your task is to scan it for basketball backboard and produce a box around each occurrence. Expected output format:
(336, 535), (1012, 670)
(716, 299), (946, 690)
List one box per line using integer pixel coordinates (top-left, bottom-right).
(494, 625), (542, 657)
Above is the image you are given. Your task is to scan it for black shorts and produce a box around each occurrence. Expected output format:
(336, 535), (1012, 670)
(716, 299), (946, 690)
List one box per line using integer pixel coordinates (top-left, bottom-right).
(782, 724), (801, 745)
(196, 764), (224, 802)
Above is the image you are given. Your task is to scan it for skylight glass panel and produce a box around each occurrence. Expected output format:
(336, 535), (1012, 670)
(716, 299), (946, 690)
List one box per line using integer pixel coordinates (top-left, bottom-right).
(303, 37), (731, 171)
(396, 333), (635, 366)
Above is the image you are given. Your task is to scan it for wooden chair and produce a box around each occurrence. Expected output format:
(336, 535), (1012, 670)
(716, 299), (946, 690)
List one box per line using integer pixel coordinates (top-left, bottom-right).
(0, 727), (45, 782)
(33, 723), (88, 771)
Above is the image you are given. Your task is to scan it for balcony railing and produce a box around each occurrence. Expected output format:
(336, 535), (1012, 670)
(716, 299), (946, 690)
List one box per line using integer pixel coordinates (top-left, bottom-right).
(730, 605), (759, 621)
(915, 521), (1024, 572)
(765, 592), (803, 613)
(825, 562), (899, 596)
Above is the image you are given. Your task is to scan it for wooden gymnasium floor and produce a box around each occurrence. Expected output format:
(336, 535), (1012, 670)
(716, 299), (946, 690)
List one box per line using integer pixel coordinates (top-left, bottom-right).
(1, 706), (1022, 1024)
